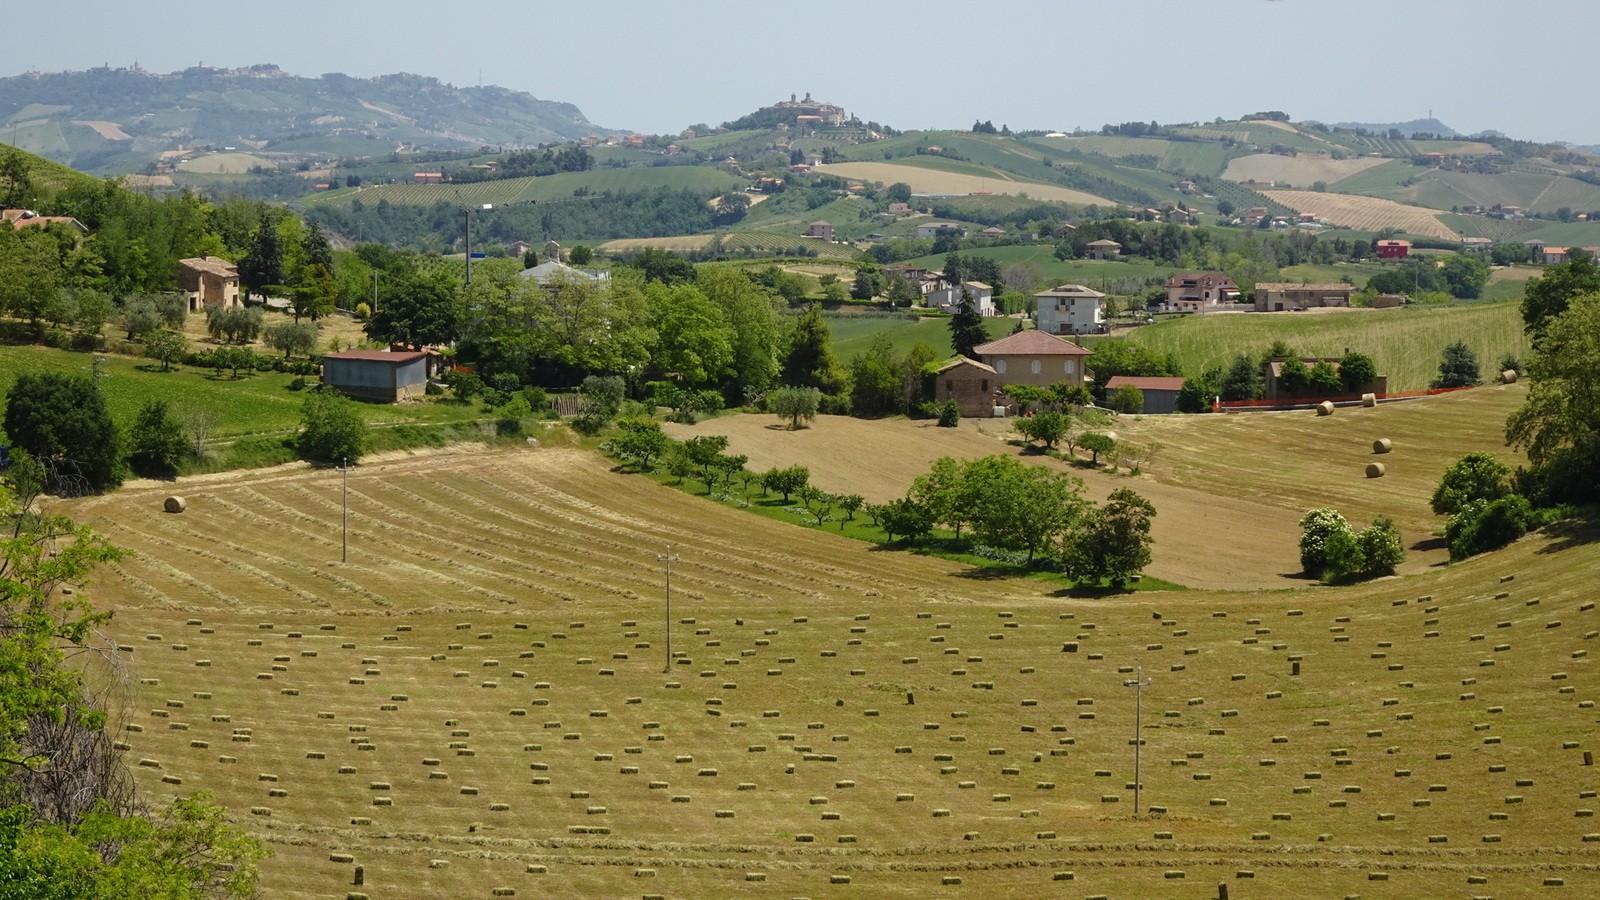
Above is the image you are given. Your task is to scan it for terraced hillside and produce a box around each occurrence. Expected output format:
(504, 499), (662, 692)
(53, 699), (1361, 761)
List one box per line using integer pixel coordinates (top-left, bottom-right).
(66, 437), (1600, 898)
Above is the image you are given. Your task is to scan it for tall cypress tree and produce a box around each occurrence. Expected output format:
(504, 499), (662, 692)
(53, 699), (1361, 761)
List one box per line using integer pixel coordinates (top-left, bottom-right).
(949, 290), (987, 360)
(780, 303), (845, 394)
(238, 215), (283, 302)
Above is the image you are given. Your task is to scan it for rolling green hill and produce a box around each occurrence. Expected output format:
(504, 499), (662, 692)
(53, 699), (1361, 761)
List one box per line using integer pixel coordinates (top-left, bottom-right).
(301, 167), (742, 210)
(0, 64), (616, 174)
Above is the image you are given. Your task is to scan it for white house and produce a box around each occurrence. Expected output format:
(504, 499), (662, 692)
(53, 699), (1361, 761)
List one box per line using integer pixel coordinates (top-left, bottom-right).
(924, 280), (994, 316)
(915, 222), (963, 239)
(1032, 284), (1106, 335)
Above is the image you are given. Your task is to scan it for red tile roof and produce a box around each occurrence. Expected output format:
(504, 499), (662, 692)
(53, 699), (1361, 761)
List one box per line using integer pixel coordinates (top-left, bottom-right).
(1104, 376), (1187, 392)
(324, 351), (427, 363)
(974, 330), (1092, 357)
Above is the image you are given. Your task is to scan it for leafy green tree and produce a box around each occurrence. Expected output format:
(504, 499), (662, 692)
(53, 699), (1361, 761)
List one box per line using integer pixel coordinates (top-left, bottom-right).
(935, 400), (960, 427)
(1087, 340), (1179, 400)
(204, 306), (264, 344)
(769, 386), (821, 430)
(126, 400), (188, 479)
(647, 281), (733, 388)
(1109, 384), (1144, 414)
(142, 328), (188, 373)
(612, 419), (671, 470)
(964, 456), (1086, 562)
(682, 435), (731, 491)
(876, 496), (933, 542)
(1078, 432), (1115, 465)
(781, 303), (846, 394)
(1015, 410), (1070, 449)
(366, 268), (462, 348)
(1430, 451), (1511, 515)
(910, 456), (972, 539)
(1505, 291), (1600, 503)
(885, 182), (913, 204)
(837, 494), (865, 523)
(1319, 523), (1366, 581)
(1431, 340), (1481, 388)
(761, 465), (810, 503)
(1338, 352), (1378, 393)
(849, 335), (904, 417)
(1438, 253), (1491, 299)
(1308, 360), (1342, 394)
(1277, 357), (1310, 397)
(1062, 487), (1155, 587)
(699, 267), (781, 395)
(296, 390), (367, 464)
(1446, 496), (1535, 560)
(948, 291), (987, 360)
(302, 221), (334, 274)
(626, 247), (697, 284)
(209, 346), (257, 379)
(1522, 253), (1600, 341)
(237, 214), (284, 302)
(568, 245), (594, 266)
(1297, 508), (1350, 577)
(116, 296), (162, 341)
(1356, 516), (1406, 576)
(288, 263), (338, 322)
(1218, 354), (1261, 401)
(262, 321), (318, 359)
(2, 373), (122, 495)
(1175, 368), (1218, 413)
(572, 375), (625, 435)
(72, 291), (113, 337)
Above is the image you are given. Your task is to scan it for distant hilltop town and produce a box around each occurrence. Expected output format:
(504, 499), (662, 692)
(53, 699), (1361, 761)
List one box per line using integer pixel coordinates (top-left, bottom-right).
(763, 92), (848, 127)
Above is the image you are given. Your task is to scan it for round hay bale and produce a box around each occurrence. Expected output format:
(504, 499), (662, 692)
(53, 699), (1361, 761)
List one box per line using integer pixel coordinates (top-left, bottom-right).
(163, 497), (187, 514)
(1361, 393), (1377, 407)
(1372, 438), (1392, 454)
(1366, 463), (1386, 479)
(1500, 369), (1518, 384)
(1316, 401), (1335, 417)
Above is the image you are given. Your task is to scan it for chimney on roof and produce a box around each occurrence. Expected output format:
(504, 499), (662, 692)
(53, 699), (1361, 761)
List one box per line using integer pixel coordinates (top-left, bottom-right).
(200, 252), (207, 260)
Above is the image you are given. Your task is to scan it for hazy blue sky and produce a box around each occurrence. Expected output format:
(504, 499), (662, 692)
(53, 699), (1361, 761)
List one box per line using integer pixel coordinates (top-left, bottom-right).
(9, 0), (1599, 144)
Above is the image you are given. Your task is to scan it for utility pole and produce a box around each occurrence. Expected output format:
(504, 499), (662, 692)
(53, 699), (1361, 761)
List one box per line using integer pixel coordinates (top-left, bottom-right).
(340, 457), (349, 563)
(464, 203), (493, 285)
(657, 545), (679, 672)
(1123, 666), (1151, 816)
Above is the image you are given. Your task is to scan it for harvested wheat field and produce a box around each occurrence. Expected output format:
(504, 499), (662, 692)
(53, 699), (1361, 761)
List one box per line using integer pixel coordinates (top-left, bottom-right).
(1263, 190), (1460, 240)
(1222, 153), (1389, 188)
(814, 162), (1112, 206)
(66, 442), (1600, 898)
(663, 415), (1303, 590)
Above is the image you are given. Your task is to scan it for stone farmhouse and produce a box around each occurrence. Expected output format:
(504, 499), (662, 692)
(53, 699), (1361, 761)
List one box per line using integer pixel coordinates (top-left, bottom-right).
(176, 255), (241, 312)
(1253, 282), (1355, 312)
(807, 220), (834, 241)
(934, 331), (1093, 417)
(1033, 284), (1107, 335)
(1085, 239), (1121, 260)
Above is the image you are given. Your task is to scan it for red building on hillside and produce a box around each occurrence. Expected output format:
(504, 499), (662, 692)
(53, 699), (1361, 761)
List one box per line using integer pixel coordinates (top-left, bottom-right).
(1376, 239), (1411, 260)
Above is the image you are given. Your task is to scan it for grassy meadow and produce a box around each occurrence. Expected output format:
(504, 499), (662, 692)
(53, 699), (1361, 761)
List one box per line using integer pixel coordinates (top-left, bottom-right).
(1120, 301), (1528, 391)
(68, 433), (1600, 898)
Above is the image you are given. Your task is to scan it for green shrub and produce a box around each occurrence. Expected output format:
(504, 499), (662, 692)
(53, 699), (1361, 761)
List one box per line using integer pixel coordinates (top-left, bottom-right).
(1446, 496), (1534, 560)
(1297, 508), (1350, 577)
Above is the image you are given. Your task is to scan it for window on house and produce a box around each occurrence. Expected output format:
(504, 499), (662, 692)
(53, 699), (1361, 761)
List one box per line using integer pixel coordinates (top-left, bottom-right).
(946, 380), (953, 391)
(996, 359), (1007, 374)
(981, 380), (989, 392)
(1065, 360), (1074, 374)
(1031, 360), (1041, 375)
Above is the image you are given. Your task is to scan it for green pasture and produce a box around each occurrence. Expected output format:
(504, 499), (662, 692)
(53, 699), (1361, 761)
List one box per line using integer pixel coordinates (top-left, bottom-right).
(1120, 301), (1527, 390)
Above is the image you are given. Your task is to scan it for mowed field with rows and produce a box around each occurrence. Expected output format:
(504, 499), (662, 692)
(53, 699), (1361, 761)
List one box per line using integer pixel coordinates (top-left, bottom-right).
(1262, 190), (1461, 239)
(814, 161), (1112, 206)
(64, 434), (1600, 898)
